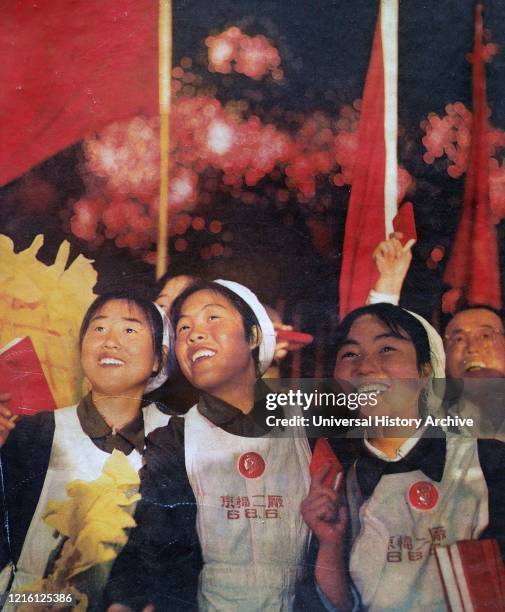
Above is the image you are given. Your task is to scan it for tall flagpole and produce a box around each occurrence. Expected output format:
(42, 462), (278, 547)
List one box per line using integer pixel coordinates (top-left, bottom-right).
(381, 0), (399, 237)
(338, 0), (400, 316)
(156, 0), (172, 279)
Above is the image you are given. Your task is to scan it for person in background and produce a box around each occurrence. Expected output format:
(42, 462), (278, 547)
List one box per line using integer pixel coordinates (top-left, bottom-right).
(443, 305), (505, 379)
(155, 272), (196, 315)
(443, 305), (505, 440)
(145, 271), (200, 414)
(366, 233), (415, 307)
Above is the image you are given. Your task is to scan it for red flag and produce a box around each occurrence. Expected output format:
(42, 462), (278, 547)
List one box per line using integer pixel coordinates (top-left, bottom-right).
(339, 1), (400, 318)
(443, 4), (501, 310)
(0, 0), (158, 187)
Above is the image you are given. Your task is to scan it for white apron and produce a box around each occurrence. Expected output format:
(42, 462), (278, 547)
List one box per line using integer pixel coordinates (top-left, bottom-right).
(2, 403), (169, 599)
(184, 405), (311, 612)
(348, 434), (488, 611)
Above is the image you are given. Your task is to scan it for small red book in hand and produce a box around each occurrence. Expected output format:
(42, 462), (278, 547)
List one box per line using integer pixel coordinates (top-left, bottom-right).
(393, 201), (417, 244)
(0, 337), (56, 415)
(310, 438), (343, 489)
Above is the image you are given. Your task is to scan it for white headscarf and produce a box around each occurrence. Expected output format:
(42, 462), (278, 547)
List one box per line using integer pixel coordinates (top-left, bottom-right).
(214, 279), (276, 375)
(406, 309), (446, 416)
(144, 303), (175, 394)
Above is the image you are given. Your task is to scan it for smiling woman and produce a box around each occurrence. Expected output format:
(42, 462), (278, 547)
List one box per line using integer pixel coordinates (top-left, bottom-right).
(106, 280), (312, 612)
(80, 297), (163, 407)
(171, 280), (262, 409)
(0, 290), (172, 607)
(333, 305), (434, 430)
(301, 303), (505, 612)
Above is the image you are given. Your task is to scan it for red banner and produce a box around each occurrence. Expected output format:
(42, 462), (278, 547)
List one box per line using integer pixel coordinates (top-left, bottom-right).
(0, 0), (158, 187)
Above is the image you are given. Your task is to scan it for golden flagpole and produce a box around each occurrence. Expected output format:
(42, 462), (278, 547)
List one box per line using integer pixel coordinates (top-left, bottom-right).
(156, 0), (172, 279)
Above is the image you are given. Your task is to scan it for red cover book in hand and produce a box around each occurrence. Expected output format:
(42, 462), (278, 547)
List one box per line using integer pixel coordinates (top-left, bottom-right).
(0, 337), (56, 415)
(310, 438), (343, 489)
(392, 201), (417, 245)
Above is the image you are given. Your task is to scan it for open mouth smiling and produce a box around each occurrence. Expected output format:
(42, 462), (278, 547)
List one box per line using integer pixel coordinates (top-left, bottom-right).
(98, 357), (125, 366)
(356, 382), (390, 396)
(190, 348), (216, 364)
(464, 361), (486, 372)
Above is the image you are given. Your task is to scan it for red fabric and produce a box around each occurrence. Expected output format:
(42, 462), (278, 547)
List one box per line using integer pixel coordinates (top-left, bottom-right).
(0, 0), (158, 187)
(443, 4), (501, 310)
(339, 13), (387, 318)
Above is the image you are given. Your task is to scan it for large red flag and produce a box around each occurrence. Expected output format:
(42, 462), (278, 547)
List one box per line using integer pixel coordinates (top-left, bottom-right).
(443, 3), (501, 310)
(0, 0), (158, 187)
(339, 0), (400, 318)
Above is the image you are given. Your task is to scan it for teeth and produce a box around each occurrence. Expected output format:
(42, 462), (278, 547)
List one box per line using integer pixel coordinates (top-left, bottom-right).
(465, 361), (486, 371)
(192, 349), (216, 363)
(357, 383), (389, 396)
(99, 357), (125, 366)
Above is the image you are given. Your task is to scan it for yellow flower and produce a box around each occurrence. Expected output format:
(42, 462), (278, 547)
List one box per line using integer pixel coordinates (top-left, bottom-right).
(0, 234), (96, 407)
(19, 450), (142, 606)
(44, 451), (140, 540)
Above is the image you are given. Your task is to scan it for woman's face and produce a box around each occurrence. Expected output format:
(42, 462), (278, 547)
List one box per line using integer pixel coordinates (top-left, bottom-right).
(333, 314), (428, 418)
(81, 299), (158, 398)
(156, 275), (194, 315)
(175, 289), (256, 398)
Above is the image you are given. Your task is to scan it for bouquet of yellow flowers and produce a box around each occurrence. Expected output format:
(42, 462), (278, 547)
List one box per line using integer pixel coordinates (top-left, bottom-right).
(16, 450), (141, 611)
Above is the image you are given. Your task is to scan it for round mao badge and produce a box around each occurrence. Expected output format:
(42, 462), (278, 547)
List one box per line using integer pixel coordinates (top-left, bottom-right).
(238, 452), (265, 479)
(408, 481), (439, 510)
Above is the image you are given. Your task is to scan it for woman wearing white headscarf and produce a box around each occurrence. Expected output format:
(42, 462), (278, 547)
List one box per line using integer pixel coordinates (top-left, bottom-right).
(106, 279), (311, 612)
(300, 303), (505, 612)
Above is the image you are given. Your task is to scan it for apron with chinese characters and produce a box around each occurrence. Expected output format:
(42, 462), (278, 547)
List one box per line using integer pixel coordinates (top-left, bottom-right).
(184, 405), (311, 612)
(347, 434), (488, 611)
(2, 403), (169, 598)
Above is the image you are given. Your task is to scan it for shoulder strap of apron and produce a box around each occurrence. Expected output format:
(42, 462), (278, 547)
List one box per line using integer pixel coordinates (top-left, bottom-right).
(346, 461), (364, 542)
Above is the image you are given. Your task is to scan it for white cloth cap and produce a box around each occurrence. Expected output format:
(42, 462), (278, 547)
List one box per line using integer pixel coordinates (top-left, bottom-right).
(144, 303), (175, 394)
(406, 309), (446, 415)
(406, 310), (446, 379)
(214, 279), (276, 375)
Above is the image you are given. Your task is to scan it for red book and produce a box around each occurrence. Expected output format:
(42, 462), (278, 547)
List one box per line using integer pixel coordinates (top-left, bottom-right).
(276, 329), (314, 351)
(435, 539), (505, 611)
(0, 337), (56, 415)
(393, 201), (417, 245)
(310, 438), (343, 489)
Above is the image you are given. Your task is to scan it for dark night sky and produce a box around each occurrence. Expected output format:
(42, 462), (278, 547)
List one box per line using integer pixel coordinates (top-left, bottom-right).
(171, 0), (504, 121)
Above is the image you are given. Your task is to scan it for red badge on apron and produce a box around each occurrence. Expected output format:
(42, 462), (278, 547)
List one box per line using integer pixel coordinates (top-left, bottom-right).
(238, 451), (265, 479)
(408, 481), (439, 510)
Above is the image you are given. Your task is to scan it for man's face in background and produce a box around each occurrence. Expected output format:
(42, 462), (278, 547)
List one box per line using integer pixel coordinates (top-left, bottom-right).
(445, 308), (505, 378)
